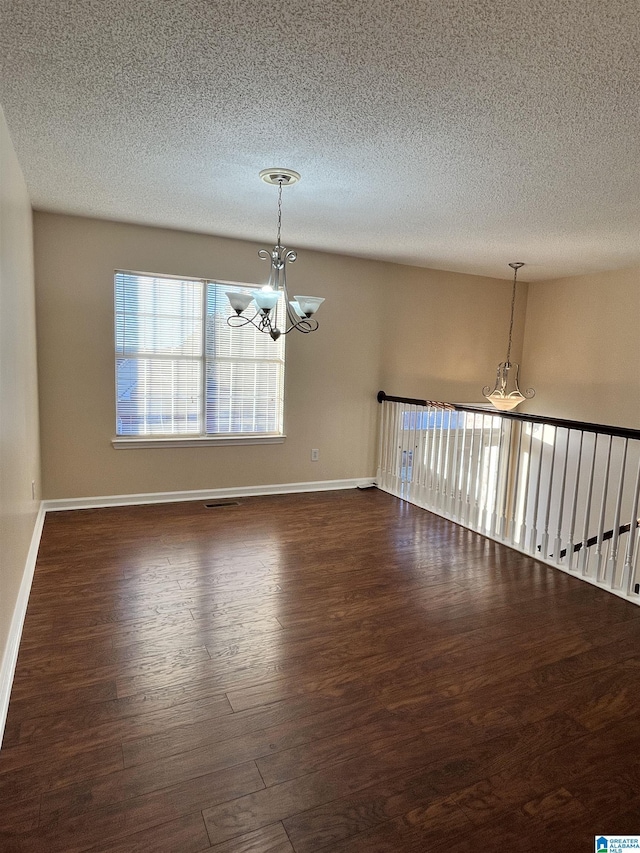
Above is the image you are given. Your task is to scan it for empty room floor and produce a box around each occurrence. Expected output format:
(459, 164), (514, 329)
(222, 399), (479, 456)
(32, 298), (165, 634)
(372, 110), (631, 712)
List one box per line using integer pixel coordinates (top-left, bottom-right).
(1, 488), (640, 852)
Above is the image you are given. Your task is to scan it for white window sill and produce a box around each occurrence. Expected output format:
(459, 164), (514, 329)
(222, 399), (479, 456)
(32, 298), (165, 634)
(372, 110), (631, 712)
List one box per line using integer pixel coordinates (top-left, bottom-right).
(112, 435), (286, 449)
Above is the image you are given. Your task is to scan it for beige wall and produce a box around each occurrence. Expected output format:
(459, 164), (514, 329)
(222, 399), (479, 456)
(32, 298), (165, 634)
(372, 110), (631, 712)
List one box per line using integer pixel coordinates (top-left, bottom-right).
(34, 212), (523, 500)
(0, 108), (41, 669)
(380, 265), (529, 404)
(34, 213), (388, 498)
(523, 267), (640, 428)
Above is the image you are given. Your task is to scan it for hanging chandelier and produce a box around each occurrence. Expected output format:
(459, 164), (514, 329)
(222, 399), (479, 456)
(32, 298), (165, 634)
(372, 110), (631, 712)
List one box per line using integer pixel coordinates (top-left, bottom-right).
(225, 168), (324, 341)
(482, 261), (535, 411)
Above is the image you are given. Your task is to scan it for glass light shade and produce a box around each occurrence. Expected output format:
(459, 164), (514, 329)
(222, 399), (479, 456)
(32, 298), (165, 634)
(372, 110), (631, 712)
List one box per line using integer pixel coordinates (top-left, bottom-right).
(486, 391), (525, 411)
(225, 291), (254, 314)
(294, 295), (325, 316)
(252, 290), (281, 312)
(289, 300), (305, 318)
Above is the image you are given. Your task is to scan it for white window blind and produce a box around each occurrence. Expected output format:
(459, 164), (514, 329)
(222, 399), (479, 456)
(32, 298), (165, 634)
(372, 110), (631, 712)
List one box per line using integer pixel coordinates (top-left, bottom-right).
(115, 272), (285, 437)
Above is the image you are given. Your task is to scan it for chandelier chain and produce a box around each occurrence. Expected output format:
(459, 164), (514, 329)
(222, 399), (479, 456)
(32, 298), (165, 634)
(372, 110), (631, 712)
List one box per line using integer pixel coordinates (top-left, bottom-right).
(506, 263), (518, 364)
(277, 179), (283, 246)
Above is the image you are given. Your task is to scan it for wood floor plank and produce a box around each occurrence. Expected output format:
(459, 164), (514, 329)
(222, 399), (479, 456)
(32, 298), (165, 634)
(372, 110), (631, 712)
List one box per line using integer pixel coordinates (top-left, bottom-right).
(12, 762), (264, 853)
(40, 700), (391, 822)
(84, 812), (211, 853)
(202, 728), (476, 846)
(16, 612), (197, 651)
(313, 795), (473, 853)
(0, 743), (123, 808)
(255, 715), (417, 787)
(282, 766), (446, 853)
(3, 680), (118, 725)
(3, 489), (640, 852)
(10, 645), (212, 701)
(0, 795), (41, 835)
(121, 692), (373, 767)
(208, 822), (294, 852)
(16, 686), (233, 747)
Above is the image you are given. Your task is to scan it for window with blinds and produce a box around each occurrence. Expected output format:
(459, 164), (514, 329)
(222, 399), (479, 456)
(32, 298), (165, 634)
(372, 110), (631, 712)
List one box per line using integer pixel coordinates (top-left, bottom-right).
(115, 271), (285, 437)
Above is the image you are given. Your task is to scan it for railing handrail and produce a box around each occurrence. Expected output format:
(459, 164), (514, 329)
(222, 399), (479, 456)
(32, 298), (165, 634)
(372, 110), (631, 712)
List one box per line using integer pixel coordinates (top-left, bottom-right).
(377, 391), (455, 410)
(377, 390), (640, 442)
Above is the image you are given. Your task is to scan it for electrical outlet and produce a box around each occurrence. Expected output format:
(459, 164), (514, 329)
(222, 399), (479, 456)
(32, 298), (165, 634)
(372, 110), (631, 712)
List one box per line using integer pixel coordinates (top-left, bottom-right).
(311, 448), (320, 461)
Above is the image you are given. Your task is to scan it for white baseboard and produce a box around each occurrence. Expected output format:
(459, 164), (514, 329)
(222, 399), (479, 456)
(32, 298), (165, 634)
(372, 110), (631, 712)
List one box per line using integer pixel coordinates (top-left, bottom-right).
(0, 503), (46, 748)
(42, 478), (377, 512)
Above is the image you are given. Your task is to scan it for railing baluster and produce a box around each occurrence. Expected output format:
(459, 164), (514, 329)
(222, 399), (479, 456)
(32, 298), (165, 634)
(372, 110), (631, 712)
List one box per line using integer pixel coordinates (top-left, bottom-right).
(498, 419), (513, 539)
(441, 410), (453, 517)
(565, 431), (584, 571)
(377, 400), (385, 489)
(413, 406), (426, 508)
(519, 423), (534, 547)
(424, 407), (434, 505)
(464, 415), (477, 526)
(403, 404), (414, 500)
(595, 435), (613, 582)
(472, 414), (486, 530)
(540, 427), (558, 559)
(606, 438), (628, 589)
(481, 416), (495, 532)
(631, 521), (640, 598)
(434, 408), (445, 513)
(380, 402), (391, 493)
(409, 404), (419, 502)
(390, 402), (402, 497)
(509, 421), (524, 545)
(456, 413), (469, 522)
(623, 454), (640, 596)
(424, 406), (434, 505)
(491, 417), (506, 537)
(448, 411), (461, 518)
(579, 434), (598, 576)
(402, 404), (411, 499)
(553, 428), (571, 564)
(529, 424), (546, 554)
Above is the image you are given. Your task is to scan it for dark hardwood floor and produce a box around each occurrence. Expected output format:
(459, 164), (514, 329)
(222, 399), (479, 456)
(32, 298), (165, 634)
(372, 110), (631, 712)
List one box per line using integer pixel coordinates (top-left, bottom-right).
(1, 488), (640, 852)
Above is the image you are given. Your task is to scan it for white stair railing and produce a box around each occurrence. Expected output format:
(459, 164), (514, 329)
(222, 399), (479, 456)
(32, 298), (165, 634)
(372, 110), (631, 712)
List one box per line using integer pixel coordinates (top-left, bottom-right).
(376, 391), (640, 605)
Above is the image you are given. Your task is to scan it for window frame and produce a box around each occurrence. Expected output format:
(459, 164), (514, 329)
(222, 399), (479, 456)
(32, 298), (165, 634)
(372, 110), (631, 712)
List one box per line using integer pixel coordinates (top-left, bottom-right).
(112, 270), (286, 449)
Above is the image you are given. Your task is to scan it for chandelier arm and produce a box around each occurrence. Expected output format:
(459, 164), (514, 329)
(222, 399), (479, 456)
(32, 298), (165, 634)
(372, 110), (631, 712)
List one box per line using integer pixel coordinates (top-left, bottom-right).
(285, 301), (297, 328)
(226, 311), (276, 335)
(282, 317), (318, 335)
(510, 362), (535, 399)
(227, 312), (260, 329)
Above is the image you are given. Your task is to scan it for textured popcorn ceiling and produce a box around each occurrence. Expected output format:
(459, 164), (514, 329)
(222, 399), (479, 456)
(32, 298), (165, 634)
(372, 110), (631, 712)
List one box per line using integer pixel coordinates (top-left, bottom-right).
(1, 0), (640, 281)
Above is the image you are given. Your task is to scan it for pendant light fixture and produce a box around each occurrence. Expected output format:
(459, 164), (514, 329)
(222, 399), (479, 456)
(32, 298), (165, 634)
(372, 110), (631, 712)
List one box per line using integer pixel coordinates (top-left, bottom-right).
(226, 169), (324, 341)
(482, 262), (535, 411)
